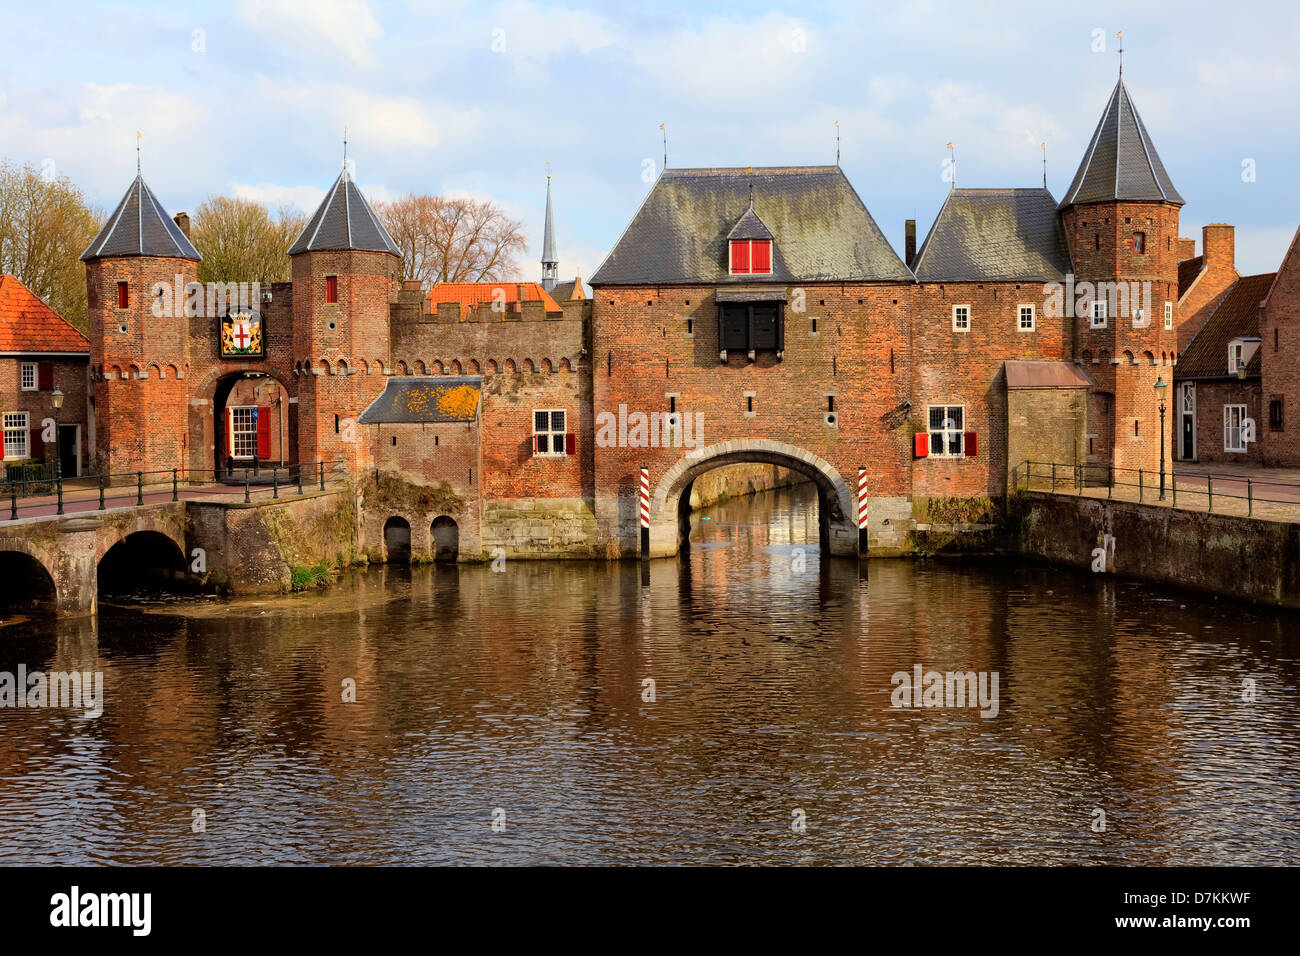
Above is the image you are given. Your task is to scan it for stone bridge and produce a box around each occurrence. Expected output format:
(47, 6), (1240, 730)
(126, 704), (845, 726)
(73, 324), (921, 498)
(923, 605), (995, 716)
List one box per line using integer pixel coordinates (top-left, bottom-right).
(0, 489), (354, 617)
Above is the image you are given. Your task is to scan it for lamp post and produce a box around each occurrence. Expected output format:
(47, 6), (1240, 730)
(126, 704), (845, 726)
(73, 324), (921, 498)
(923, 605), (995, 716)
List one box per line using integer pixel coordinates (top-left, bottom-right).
(52, 386), (64, 515)
(1154, 375), (1168, 500)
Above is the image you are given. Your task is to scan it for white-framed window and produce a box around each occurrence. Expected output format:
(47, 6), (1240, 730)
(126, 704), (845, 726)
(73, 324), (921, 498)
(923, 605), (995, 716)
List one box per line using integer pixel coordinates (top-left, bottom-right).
(1018, 304), (1035, 331)
(3, 412), (29, 460)
(1164, 301), (1173, 330)
(1228, 342), (1246, 375)
(1091, 299), (1108, 328)
(20, 363), (37, 391)
(533, 408), (568, 456)
(952, 304), (970, 332)
(927, 404), (965, 457)
(1224, 404), (1248, 453)
(229, 406), (257, 459)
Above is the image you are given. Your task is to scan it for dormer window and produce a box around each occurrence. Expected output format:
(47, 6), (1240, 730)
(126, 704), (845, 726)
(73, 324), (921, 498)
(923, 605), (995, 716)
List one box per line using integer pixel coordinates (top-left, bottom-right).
(730, 239), (772, 275)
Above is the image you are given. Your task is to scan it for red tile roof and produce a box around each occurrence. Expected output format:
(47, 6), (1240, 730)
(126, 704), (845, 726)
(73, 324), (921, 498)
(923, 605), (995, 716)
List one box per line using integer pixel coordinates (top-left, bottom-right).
(425, 281), (563, 318)
(1177, 255), (1204, 299)
(0, 274), (89, 353)
(1177, 272), (1275, 378)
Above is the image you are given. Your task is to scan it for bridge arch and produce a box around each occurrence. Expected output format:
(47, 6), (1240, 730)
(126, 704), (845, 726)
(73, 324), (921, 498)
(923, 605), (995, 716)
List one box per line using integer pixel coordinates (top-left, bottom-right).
(0, 541), (58, 613)
(648, 439), (856, 556)
(97, 527), (190, 598)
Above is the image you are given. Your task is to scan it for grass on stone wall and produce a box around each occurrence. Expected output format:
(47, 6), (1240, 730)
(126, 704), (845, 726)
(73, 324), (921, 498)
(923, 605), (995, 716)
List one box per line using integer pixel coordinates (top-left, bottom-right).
(290, 562), (332, 591)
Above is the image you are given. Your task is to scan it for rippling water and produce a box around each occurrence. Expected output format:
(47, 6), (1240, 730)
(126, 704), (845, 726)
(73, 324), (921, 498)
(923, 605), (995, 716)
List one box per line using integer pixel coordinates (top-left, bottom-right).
(1, 483), (1297, 865)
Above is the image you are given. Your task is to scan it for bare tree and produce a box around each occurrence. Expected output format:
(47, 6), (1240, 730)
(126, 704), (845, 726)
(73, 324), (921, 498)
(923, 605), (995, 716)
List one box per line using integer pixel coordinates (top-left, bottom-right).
(0, 161), (102, 331)
(190, 196), (308, 285)
(375, 195), (527, 286)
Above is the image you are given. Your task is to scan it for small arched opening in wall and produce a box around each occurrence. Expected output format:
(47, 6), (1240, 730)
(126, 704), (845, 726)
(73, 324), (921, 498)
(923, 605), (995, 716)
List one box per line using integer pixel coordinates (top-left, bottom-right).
(97, 531), (191, 603)
(431, 515), (459, 562)
(0, 549), (57, 616)
(210, 370), (295, 479)
(383, 517), (412, 564)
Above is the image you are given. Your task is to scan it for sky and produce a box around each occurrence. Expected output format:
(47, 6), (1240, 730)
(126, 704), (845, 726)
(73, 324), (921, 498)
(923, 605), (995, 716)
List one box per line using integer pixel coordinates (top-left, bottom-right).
(2, 0), (1298, 280)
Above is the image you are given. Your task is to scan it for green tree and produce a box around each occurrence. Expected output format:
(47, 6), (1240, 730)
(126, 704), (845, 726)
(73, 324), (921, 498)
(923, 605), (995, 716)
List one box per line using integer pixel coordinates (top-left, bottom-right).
(0, 160), (103, 331)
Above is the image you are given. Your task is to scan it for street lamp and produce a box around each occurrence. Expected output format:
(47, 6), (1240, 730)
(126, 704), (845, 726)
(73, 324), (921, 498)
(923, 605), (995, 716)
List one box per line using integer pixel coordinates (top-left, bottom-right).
(52, 386), (64, 515)
(1154, 375), (1168, 500)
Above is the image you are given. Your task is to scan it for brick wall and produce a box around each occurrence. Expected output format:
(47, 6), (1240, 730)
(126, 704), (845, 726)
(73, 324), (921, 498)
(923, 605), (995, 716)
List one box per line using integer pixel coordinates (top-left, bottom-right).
(1189, 379), (1262, 464)
(1261, 231), (1300, 464)
(1177, 224), (1239, 351)
(0, 356), (89, 472)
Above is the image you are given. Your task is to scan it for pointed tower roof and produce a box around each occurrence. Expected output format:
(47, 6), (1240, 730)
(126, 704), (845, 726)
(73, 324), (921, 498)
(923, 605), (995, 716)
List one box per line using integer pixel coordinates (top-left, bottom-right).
(542, 176), (557, 265)
(1060, 78), (1183, 209)
(81, 174), (201, 262)
(288, 168), (400, 256)
(727, 205), (774, 240)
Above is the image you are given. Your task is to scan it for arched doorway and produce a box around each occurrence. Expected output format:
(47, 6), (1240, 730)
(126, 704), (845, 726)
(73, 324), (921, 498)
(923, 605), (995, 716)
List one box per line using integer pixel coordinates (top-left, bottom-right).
(0, 550), (57, 615)
(213, 371), (294, 478)
(649, 440), (856, 557)
(98, 531), (190, 600)
(431, 516), (459, 562)
(383, 517), (411, 564)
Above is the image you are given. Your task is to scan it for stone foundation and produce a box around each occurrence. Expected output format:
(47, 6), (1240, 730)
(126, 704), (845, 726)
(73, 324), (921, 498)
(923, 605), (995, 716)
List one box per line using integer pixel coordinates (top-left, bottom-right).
(481, 498), (601, 558)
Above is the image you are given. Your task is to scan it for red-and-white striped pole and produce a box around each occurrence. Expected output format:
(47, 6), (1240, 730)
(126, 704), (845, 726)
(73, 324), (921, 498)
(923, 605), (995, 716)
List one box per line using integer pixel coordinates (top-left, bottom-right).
(857, 466), (869, 555)
(639, 466), (650, 559)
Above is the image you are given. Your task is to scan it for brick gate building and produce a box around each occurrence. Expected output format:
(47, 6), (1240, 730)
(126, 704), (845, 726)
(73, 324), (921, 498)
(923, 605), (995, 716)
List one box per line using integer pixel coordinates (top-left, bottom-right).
(78, 71), (1210, 560)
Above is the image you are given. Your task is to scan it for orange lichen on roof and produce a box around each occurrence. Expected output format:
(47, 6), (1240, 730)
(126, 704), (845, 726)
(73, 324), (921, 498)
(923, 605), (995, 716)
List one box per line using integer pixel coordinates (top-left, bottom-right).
(435, 384), (480, 420)
(0, 274), (90, 352)
(425, 281), (562, 318)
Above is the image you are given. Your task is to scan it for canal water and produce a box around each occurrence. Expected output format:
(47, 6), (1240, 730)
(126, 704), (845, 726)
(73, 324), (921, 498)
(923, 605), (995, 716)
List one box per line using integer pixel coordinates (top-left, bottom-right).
(1, 483), (1297, 865)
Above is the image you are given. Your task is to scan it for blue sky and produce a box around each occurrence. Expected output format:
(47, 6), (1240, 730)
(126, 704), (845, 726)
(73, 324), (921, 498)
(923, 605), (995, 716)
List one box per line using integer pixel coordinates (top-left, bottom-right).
(3, 0), (1297, 279)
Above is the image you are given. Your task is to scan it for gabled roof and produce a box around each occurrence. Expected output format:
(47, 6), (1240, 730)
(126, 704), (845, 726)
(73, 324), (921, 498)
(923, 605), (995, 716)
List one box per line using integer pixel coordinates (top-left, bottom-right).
(1176, 272), (1275, 378)
(727, 206), (774, 240)
(1060, 78), (1184, 209)
(0, 274), (90, 353)
(358, 377), (482, 424)
(1005, 360), (1092, 389)
(288, 169), (400, 257)
(81, 174), (201, 262)
(591, 166), (911, 285)
(911, 188), (1072, 282)
(1178, 255), (1204, 300)
(549, 278), (586, 302)
(426, 281), (562, 318)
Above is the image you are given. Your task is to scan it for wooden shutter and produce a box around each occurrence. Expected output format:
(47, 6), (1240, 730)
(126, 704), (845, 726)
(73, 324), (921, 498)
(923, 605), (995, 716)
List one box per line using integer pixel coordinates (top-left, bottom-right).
(326, 276), (338, 303)
(914, 432), (929, 458)
(37, 362), (53, 390)
(730, 240), (749, 274)
(963, 431), (977, 457)
(30, 427), (44, 459)
(565, 432), (576, 456)
(256, 407), (271, 458)
(116, 282), (128, 309)
(751, 240), (771, 273)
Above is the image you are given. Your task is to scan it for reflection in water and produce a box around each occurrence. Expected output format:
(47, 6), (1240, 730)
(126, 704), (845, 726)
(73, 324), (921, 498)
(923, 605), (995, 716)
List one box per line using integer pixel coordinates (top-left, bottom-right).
(0, 483), (1297, 864)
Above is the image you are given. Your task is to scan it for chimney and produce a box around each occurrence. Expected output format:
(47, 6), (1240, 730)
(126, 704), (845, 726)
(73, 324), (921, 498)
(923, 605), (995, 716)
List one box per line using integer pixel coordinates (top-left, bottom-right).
(1175, 237), (1196, 262)
(1203, 223), (1235, 271)
(905, 220), (916, 266)
(173, 211), (190, 238)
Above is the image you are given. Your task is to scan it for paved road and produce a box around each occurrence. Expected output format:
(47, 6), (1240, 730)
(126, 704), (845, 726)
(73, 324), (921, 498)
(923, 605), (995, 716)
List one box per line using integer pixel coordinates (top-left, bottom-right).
(1, 481), (328, 522)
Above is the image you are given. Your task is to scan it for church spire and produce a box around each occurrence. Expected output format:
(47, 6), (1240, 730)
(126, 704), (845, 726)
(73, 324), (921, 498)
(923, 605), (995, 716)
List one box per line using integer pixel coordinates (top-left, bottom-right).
(541, 163), (558, 292)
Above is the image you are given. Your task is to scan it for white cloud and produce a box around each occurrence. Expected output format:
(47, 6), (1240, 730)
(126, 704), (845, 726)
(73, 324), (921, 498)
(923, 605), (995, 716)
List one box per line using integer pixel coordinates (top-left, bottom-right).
(230, 182), (326, 213)
(630, 13), (813, 98)
(490, 0), (617, 74)
(236, 0), (383, 67)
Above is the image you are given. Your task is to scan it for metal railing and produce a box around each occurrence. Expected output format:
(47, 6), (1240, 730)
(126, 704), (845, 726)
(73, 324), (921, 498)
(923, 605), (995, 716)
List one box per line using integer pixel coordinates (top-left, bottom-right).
(1, 460), (335, 521)
(1016, 460), (1300, 518)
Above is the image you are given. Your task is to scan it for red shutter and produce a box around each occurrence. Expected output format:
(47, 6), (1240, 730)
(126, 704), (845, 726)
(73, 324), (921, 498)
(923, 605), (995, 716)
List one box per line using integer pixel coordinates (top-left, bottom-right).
(37, 362), (53, 390)
(326, 276), (338, 303)
(963, 431), (977, 457)
(565, 432), (576, 456)
(751, 240), (771, 273)
(116, 282), (128, 309)
(914, 432), (929, 458)
(256, 407), (271, 458)
(731, 240), (750, 274)
(30, 427), (44, 458)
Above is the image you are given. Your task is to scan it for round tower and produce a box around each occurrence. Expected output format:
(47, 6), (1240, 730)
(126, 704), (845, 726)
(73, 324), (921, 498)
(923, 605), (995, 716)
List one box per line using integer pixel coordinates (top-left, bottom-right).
(82, 174), (200, 476)
(287, 165), (400, 473)
(1060, 75), (1183, 478)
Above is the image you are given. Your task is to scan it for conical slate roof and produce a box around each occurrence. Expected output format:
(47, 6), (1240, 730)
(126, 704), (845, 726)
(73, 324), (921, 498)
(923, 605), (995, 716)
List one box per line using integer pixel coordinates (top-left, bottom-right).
(1060, 78), (1183, 209)
(81, 174), (201, 262)
(288, 168), (400, 256)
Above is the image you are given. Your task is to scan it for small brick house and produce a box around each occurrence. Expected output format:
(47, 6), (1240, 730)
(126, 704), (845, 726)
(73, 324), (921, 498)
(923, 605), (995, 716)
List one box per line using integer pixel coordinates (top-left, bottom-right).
(0, 273), (90, 477)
